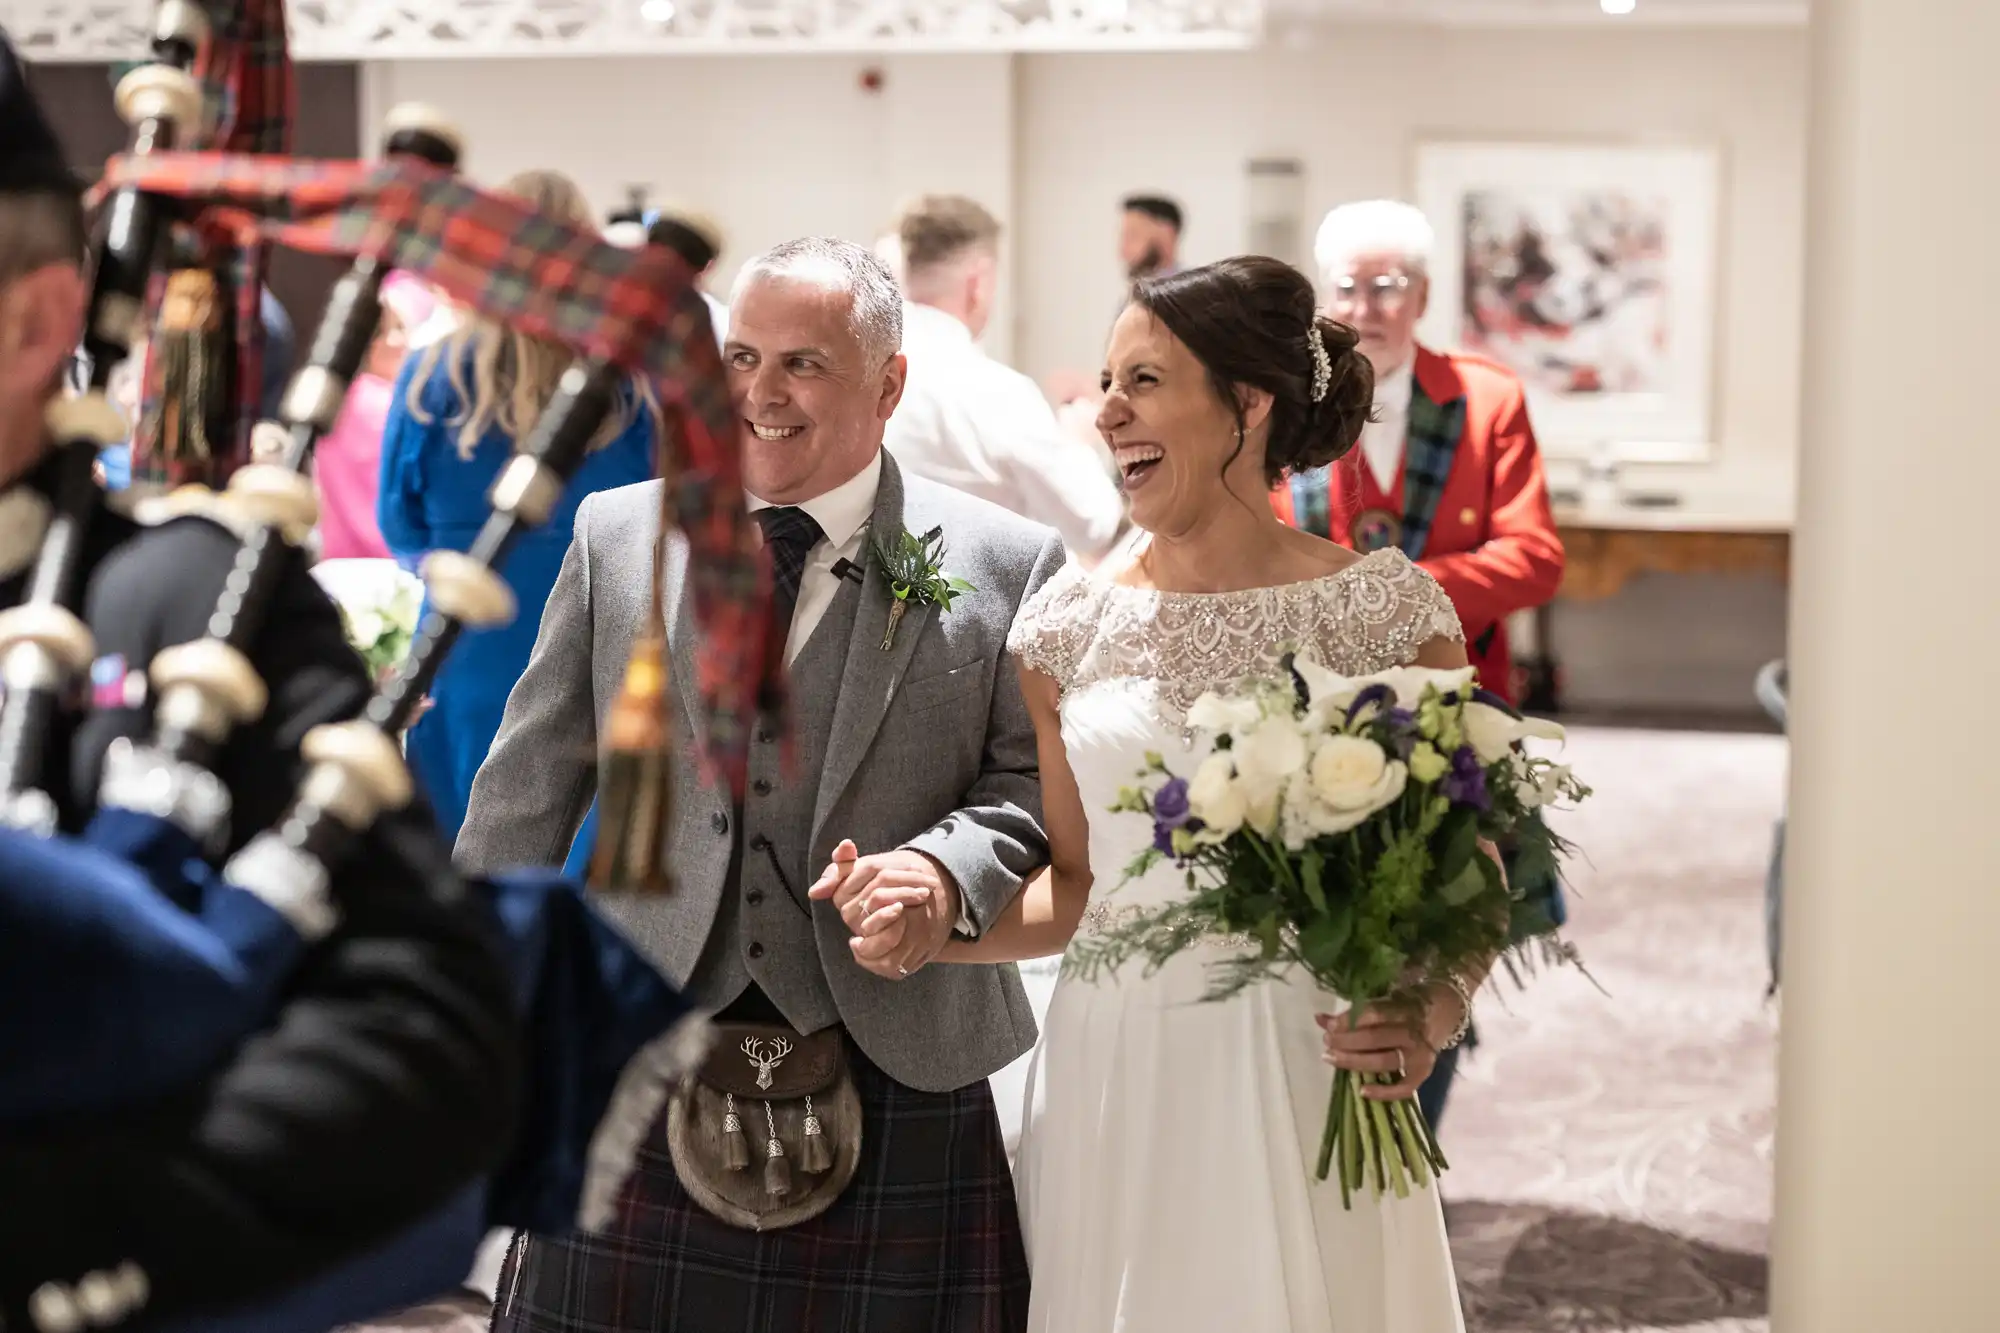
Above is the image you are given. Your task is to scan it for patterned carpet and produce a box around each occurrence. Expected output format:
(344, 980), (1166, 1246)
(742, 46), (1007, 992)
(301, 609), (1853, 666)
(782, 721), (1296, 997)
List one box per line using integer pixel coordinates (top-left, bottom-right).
(1440, 725), (1785, 1333)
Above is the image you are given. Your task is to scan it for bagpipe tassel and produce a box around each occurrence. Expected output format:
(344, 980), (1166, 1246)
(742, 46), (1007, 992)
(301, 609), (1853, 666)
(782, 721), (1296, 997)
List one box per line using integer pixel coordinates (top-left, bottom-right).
(799, 1095), (833, 1175)
(587, 632), (675, 896)
(142, 269), (227, 469)
(761, 1101), (791, 1199)
(722, 1093), (751, 1171)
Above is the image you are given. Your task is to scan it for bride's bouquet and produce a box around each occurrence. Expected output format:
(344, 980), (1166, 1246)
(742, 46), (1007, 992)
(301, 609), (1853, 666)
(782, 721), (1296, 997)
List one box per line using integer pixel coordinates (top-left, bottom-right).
(310, 558), (425, 682)
(1067, 657), (1590, 1206)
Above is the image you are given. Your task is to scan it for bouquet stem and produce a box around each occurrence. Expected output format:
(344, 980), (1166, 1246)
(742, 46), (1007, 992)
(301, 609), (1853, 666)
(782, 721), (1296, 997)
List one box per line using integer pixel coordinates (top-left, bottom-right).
(1316, 1069), (1449, 1208)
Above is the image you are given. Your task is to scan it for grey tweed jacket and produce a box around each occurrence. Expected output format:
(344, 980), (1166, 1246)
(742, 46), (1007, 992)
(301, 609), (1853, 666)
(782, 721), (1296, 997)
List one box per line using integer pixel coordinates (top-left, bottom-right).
(456, 451), (1065, 1092)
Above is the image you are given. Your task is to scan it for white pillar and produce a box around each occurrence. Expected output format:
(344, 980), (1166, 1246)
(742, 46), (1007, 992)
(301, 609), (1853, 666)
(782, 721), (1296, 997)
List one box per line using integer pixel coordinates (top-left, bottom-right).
(1774, 2), (2000, 1329)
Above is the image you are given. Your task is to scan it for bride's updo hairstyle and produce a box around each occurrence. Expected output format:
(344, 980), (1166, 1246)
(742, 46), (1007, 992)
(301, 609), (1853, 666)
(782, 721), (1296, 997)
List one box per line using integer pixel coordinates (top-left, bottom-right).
(1131, 255), (1373, 486)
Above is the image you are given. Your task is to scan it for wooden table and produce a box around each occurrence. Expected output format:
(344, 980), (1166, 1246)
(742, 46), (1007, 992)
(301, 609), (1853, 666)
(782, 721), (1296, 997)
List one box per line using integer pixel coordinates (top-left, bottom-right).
(1519, 501), (1793, 712)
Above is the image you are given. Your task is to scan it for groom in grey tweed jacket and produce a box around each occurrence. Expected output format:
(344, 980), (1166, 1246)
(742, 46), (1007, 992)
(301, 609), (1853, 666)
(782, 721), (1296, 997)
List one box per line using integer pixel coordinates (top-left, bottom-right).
(458, 238), (1059, 1332)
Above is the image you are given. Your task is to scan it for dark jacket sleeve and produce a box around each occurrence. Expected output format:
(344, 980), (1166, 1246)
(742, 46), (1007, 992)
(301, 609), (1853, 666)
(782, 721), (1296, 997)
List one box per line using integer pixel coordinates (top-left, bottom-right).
(0, 517), (523, 1325)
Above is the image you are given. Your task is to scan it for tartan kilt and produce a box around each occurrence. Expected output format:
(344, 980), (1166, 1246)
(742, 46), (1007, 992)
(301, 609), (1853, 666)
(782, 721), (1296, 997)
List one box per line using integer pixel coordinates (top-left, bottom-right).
(491, 1041), (1029, 1333)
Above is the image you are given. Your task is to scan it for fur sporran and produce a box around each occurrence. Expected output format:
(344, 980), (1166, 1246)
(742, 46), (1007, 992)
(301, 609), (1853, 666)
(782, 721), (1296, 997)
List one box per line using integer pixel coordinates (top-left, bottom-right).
(665, 1022), (861, 1231)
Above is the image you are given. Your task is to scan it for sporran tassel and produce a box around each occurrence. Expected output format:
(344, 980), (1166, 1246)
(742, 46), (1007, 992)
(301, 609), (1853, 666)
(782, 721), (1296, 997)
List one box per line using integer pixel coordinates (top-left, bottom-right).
(721, 1093), (751, 1171)
(799, 1095), (833, 1175)
(143, 269), (226, 469)
(588, 463), (678, 895)
(587, 631), (674, 895)
(761, 1101), (791, 1198)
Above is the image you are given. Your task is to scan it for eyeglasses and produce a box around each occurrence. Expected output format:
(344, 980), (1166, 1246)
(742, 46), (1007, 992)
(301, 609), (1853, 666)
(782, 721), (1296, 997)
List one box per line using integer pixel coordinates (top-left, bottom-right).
(1326, 273), (1416, 311)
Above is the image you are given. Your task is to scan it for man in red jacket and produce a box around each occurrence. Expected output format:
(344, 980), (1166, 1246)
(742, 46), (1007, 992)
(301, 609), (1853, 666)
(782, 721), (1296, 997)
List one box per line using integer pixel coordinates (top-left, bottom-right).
(1274, 200), (1566, 1125)
(1275, 200), (1564, 707)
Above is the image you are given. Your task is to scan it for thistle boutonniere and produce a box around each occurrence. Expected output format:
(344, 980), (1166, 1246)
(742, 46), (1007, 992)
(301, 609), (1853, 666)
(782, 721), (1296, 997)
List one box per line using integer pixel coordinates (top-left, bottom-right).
(870, 524), (975, 651)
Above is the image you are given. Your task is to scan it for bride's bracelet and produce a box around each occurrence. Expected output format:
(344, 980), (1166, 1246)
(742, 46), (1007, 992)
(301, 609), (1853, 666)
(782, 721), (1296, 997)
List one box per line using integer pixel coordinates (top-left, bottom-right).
(1427, 973), (1476, 1052)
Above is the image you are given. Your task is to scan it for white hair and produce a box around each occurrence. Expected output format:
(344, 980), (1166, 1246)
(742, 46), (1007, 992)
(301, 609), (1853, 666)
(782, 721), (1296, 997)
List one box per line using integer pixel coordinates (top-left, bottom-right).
(731, 236), (903, 366)
(1313, 200), (1435, 281)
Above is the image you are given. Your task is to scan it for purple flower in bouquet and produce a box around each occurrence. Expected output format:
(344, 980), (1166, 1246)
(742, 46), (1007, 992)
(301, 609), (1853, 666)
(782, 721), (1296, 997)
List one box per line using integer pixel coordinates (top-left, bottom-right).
(1385, 706), (1418, 758)
(1151, 775), (1200, 854)
(1343, 682), (1396, 729)
(1440, 745), (1490, 810)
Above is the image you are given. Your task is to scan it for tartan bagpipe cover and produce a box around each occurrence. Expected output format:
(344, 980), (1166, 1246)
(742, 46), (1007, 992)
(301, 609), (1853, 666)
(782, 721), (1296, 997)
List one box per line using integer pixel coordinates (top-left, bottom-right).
(96, 150), (783, 793)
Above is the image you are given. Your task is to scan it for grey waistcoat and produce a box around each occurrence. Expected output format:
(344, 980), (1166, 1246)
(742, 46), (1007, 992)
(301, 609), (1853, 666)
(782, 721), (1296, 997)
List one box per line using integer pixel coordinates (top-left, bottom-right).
(683, 574), (861, 1031)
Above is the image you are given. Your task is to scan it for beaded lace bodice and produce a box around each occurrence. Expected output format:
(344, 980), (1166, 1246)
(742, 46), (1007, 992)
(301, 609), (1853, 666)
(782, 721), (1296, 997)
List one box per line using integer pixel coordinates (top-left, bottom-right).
(1008, 546), (1466, 935)
(1007, 547), (1464, 716)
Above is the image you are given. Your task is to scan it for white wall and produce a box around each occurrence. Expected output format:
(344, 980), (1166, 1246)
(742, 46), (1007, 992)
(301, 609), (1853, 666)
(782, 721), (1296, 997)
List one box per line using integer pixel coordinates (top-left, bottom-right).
(362, 53), (1019, 360)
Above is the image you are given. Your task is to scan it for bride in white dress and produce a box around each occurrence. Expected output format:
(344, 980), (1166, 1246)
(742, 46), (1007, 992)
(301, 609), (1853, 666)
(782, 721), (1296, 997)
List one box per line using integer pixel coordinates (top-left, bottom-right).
(939, 258), (1478, 1331)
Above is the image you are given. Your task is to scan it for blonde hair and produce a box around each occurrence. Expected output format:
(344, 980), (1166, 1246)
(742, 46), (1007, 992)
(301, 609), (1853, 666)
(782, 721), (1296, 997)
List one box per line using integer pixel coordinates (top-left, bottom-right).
(406, 169), (660, 460)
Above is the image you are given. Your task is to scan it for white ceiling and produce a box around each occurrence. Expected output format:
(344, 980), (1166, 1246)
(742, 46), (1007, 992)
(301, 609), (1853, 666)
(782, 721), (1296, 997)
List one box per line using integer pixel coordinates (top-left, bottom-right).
(1267, 0), (1807, 28)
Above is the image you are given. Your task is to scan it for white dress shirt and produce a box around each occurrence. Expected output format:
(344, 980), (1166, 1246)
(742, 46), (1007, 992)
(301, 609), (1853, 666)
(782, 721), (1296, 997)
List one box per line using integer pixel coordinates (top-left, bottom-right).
(1359, 359), (1415, 493)
(745, 450), (881, 666)
(884, 303), (1124, 560)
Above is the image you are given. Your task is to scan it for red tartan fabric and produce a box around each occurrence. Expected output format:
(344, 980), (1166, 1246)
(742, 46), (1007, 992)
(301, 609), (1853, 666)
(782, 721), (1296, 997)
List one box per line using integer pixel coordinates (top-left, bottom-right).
(124, 0), (294, 489)
(98, 149), (780, 793)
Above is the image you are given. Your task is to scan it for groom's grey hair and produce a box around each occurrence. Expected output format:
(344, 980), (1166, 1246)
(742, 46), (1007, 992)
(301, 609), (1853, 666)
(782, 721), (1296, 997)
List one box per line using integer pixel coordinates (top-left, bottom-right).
(731, 236), (904, 366)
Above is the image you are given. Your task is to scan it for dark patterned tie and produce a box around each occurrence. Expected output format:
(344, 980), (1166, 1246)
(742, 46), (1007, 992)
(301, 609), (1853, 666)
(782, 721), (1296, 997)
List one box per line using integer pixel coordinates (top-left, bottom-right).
(754, 506), (825, 642)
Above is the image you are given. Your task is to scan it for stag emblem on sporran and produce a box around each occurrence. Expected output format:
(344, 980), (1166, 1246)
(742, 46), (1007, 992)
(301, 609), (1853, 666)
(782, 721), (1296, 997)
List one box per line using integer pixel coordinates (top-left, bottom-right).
(742, 1035), (792, 1092)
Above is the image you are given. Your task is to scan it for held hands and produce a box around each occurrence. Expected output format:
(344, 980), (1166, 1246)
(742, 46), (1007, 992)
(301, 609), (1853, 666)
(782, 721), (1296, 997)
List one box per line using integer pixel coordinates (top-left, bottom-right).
(1317, 981), (1470, 1101)
(807, 839), (963, 982)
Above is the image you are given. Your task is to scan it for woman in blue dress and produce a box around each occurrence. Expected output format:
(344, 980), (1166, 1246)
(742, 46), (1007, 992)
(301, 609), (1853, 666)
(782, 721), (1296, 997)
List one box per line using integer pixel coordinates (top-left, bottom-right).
(377, 169), (658, 845)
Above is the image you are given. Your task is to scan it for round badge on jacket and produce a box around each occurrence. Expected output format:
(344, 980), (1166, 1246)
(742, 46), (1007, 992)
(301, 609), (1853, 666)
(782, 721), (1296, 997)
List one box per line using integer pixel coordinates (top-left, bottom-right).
(1350, 508), (1403, 554)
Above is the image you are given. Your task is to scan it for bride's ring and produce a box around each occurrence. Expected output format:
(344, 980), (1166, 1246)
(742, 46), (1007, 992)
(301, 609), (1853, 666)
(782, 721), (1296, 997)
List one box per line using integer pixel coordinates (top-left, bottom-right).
(1395, 1050), (1407, 1080)
(897, 964), (910, 977)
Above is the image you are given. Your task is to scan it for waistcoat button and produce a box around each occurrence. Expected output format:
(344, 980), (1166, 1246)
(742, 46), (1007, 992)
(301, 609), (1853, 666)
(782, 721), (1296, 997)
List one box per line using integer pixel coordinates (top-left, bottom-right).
(747, 942), (766, 960)
(711, 811), (729, 835)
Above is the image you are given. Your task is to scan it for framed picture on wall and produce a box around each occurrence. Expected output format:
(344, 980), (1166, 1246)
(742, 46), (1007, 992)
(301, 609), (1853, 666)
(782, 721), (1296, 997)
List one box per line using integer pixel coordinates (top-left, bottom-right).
(1414, 140), (1721, 461)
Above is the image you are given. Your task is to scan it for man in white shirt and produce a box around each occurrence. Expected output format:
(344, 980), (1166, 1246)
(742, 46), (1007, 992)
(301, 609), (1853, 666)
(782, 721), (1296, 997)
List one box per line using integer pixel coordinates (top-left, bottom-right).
(881, 194), (1126, 564)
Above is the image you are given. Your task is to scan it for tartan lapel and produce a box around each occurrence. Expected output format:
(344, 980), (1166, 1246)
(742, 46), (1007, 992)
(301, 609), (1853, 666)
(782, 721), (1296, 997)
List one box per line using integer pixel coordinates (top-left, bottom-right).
(1399, 379), (1465, 561)
(1287, 466), (1335, 539)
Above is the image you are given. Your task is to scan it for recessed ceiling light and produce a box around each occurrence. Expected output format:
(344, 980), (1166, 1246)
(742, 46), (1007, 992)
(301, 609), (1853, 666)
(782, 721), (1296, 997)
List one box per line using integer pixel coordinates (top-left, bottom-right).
(1601, 0), (1637, 13)
(640, 0), (675, 23)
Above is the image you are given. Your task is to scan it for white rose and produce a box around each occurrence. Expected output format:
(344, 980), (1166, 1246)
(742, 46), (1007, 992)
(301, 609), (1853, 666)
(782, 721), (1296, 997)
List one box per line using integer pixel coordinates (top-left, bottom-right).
(1246, 787), (1282, 838)
(1305, 737), (1408, 835)
(1465, 700), (1568, 764)
(1185, 752), (1248, 835)
(1232, 715), (1310, 800)
(347, 607), (386, 647)
(386, 575), (424, 632)
(1310, 734), (1394, 808)
(1186, 691), (1265, 737)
